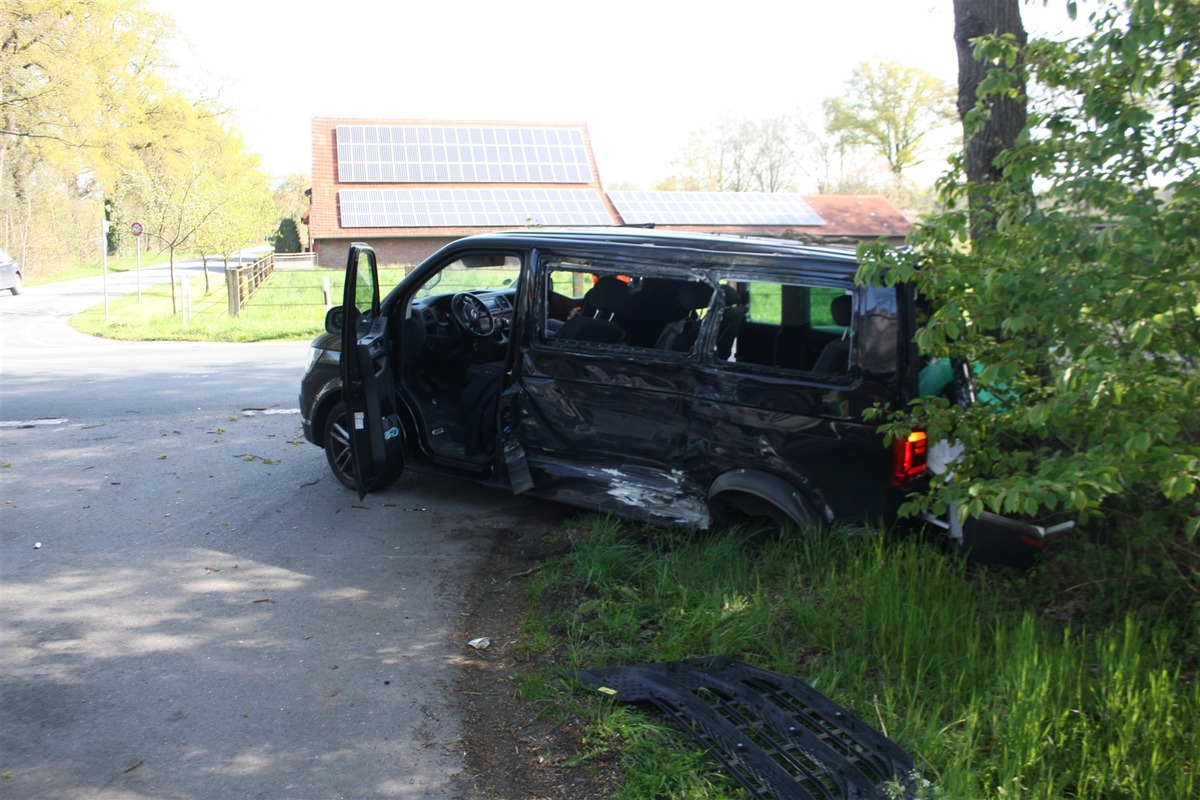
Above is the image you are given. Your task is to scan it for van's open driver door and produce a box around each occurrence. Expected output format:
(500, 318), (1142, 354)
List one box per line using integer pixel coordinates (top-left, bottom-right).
(340, 243), (398, 498)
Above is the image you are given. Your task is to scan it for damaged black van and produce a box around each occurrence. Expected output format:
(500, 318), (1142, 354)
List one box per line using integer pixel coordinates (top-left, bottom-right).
(300, 228), (940, 534)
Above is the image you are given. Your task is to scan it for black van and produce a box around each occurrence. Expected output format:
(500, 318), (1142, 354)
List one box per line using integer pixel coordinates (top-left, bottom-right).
(300, 228), (938, 534)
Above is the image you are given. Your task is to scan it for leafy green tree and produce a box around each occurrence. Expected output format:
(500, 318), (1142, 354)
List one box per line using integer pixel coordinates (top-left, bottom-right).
(824, 61), (957, 187)
(1, 0), (174, 272)
(270, 217), (301, 253)
(121, 96), (271, 311)
(191, 148), (276, 293)
(861, 0), (1200, 547)
(272, 171), (309, 251)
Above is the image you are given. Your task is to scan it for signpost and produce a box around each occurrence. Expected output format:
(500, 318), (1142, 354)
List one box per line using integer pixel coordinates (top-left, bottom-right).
(130, 221), (144, 301)
(102, 219), (111, 322)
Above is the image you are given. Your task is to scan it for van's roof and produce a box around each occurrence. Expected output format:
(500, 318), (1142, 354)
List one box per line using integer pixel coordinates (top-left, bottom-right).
(450, 227), (862, 264)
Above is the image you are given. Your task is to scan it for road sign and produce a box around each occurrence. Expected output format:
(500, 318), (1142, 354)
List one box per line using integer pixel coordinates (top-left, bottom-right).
(130, 221), (144, 237)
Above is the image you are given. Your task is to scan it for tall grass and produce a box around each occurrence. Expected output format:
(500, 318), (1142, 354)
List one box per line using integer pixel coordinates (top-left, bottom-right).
(524, 518), (1198, 799)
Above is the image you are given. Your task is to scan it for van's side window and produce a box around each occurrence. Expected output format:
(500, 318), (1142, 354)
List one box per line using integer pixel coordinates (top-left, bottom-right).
(716, 280), (853, 375)
(540, 262), (716, 352)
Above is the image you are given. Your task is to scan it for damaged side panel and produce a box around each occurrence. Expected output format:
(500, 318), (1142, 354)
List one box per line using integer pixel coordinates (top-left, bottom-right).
(513, 347), (711, 526)
(509, 250), (913, 529)
(525, 458), (711, 527)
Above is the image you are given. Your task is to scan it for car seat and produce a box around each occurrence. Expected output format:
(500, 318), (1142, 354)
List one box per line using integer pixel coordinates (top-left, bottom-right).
(462, 363), (503, 457)
(555, 276), (630, 343)
(655, 282), (714, 352)
(811, 294), (853, 374)
(623, 278), (688, 347)
(715, 284), (746, 359)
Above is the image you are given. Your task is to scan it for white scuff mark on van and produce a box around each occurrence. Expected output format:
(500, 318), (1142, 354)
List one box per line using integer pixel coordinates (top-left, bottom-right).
(599, 468), (708, 526)
(599, 467), (687, 486)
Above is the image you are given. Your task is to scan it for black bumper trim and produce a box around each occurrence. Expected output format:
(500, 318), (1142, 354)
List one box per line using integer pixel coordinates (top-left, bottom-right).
(576, 656), (915, 800)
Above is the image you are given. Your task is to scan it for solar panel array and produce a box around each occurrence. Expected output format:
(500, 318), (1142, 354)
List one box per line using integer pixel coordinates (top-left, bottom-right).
(608, 191), (825, 226)
(336, 124), (593, 184)
(338, 188), (615, 228)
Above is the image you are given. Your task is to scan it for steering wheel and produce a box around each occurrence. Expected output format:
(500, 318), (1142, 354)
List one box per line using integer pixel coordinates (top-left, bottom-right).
(449, 292), (496, 337)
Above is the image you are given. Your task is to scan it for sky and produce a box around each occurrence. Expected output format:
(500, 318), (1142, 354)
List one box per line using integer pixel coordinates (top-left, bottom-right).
(148, 0), (1080, 189)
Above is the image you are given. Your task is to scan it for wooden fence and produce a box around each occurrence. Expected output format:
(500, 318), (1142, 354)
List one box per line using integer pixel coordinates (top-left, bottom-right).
(226, 252), (316, 315)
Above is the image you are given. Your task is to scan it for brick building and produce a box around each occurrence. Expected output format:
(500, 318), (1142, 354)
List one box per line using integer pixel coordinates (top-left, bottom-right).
(307, 117), (910, 268)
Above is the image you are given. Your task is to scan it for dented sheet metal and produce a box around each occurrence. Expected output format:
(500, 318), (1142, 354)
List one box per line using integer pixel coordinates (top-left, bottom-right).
(524, 457), (711, 527)
(577, 657), (916, 800)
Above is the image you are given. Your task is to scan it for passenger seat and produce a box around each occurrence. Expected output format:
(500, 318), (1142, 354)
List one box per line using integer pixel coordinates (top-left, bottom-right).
(655, 282), (714, 352)
(811, 295), (853, 374)
(555, 276), (630, 343)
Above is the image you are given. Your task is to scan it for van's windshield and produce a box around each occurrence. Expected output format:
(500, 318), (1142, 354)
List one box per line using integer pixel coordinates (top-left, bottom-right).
(416, 254), (522, 297)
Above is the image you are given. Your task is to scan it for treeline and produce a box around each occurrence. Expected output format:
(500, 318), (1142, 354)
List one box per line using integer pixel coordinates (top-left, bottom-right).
(1, 0), (294, 278)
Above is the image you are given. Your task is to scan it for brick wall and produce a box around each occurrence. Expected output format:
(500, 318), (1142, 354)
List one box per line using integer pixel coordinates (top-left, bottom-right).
(314, 237), (456, 270)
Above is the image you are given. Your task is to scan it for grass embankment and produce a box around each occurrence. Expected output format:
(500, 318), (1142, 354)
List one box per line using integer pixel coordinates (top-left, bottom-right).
(519, 518), (1197, 800)
(70, 268), (410, 342)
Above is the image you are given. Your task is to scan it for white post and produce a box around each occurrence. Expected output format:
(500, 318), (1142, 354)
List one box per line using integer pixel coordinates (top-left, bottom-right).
(136, 234), (142, 302)
(102, 219), (111, 322)
(181, 275), (191, 323)
(323, 275), (332, 309)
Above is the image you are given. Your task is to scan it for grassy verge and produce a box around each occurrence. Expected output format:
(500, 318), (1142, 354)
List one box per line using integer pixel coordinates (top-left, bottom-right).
(518, 518), (1198, 799)
(69, 268), (410, 342)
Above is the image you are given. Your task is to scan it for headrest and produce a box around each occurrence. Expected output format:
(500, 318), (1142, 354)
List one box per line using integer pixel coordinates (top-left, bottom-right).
(678, 281), (713, 310)
(588, 276), (630, 313)
(831, 294), (853, 327)
(721, 284), (742, 306)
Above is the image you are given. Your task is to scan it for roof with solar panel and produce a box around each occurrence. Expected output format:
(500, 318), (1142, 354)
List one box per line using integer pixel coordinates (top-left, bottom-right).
(308, 119), (618, 238)
(335, 123), (595, 185)
(306, 118), (909, 265)
(607, 191), (824, 227)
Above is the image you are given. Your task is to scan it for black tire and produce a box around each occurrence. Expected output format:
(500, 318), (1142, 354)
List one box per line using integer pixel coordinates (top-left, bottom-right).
(323, 401), (359, 491)
(322, 401), (401, 492)
(9, 273), (21, 295)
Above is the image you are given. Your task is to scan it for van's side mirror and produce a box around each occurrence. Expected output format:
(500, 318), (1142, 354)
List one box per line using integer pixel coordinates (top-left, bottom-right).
(325, 306), (345, 335)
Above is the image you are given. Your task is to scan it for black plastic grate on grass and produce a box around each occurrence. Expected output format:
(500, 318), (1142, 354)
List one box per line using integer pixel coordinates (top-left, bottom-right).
(576, 657), (916, 800)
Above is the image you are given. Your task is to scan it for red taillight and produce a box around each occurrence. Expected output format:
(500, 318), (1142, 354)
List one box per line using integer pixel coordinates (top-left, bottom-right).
(890, 431), (928, 486)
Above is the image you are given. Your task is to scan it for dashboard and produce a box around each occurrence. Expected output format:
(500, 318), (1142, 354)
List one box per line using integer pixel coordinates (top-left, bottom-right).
(412, 289), (516, 346)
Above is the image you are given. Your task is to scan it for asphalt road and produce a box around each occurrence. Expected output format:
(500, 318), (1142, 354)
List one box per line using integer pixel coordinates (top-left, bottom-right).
(0, 263), (553, 799)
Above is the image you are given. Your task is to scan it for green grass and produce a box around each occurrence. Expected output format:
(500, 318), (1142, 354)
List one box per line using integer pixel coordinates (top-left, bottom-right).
(520, 518), (1198, 799)
(69, 267), (410, 342)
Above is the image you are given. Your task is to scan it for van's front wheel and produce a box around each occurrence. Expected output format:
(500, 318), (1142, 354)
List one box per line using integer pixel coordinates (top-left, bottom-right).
(323, 402), (358, 490)
(322, 401), (399, 492)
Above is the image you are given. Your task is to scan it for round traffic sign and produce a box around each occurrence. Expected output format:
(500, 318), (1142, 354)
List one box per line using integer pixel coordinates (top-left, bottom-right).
(130, 221), (144, 236)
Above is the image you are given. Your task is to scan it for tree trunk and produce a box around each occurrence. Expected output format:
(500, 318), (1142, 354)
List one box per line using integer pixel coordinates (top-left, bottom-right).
(953, 0), (1029, 237)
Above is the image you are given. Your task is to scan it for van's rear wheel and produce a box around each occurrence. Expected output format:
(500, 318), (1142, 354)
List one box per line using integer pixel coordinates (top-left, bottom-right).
(709, 490), (818, 532)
